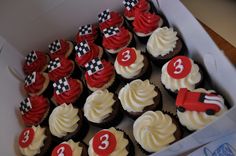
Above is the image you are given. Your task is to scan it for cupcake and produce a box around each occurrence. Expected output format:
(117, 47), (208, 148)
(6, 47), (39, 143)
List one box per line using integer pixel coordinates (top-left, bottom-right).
(98, 9), (125, 30)
(114, 47), (151, 82)
(18, 126), (51, 156)
(51, 77), (86, 107)
(102, 26), (135, 56)
(84, 58), (118, 92)
(48, 39), (74, 60)
(161, 56), (203, 95)
(19, 95), (50, 126)
(83, 89), (123, 128)
(133, 111), (182, 154)
(23, 50), (49, 75)
(51, 139), (88, 156)
(47, 57), (81, 82)
(176, 88), (228, 131)
(88, 127), (134, 156)
(49, 104), (88, 142)
(132, 11), (163, 43)
(75, 24), (100, 44)
(118, 79), (162, 119)
(24, 71), (53, 97)
(147, 27), (184, 66)
(74, 40), (104, 68)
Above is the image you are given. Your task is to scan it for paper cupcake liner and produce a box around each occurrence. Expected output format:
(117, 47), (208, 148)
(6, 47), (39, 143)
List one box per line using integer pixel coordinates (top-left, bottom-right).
(79, 141), (89, 156)
(37, 127), (53, 156)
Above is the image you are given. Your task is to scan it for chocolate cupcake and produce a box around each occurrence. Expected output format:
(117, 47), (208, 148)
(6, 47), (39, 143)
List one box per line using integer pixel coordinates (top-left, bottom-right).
(48, 39), (74, 60)
(161, 56), (203, 95)
(51, 139), (88, 156)
(88, 127), (134, 156)
(133, 111), (182, 154)
(75, 24), (100, 44)
(176, 88), (228, 131)
(19, 95), (50, 127)
(18, 126), (51, 156)
(114, 47), (151, 82)
(83, 89), (123, 128)
(49, 104), (89, 142)
(118, 79), (162, 119)
(23, 50), (49, 75)
(147, 27), (184, 66)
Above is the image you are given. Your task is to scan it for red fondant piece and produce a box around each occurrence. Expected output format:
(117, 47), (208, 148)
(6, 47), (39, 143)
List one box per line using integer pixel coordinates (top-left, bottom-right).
(24, 72), (46, 95)
(52, 143), (73, 156)
(49, 39), (70, 60)
(99, 11), (123, 30)
(117, 48), (137, 66)
(19, 128), (35, 148)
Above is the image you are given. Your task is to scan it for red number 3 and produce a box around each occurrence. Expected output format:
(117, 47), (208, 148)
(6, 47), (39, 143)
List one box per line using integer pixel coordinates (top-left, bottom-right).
(98, 134), (109, 150)
(22, 130), (30, 143)
(121, 50), (131, 62)
(173, 59), (184, 74)
(57, 146), (65, 156)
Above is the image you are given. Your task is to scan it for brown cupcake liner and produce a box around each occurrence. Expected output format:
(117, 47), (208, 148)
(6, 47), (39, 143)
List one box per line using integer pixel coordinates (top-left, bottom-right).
(70, 60), (83, 80)
(41, 80), (54, 100)
(36, 127), (52, 156)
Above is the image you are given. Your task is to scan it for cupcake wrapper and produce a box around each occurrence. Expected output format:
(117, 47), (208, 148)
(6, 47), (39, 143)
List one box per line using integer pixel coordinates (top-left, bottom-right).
(42, 80), (54, 99)
(107, 75), (121, 93)
(70, 62), (83, 81)
(37, 128), (52, 156)
(135, 34), (150, 44)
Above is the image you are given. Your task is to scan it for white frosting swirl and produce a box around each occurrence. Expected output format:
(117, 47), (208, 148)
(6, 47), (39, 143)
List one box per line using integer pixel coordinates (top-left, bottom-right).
(61, 139), (83, 156)
(88, 127), (128, 156)
(49, 104), (80, 138)
(114, 48), (144, 79)
(133, 111), (177, 153)
(84, 89), (115, 123)
(19, 126), (47, 156)
(147, 27), (178, 57)
(177, 88), (228, 131)
(118, 79), (158, 112)
(161, 59), (201, 92)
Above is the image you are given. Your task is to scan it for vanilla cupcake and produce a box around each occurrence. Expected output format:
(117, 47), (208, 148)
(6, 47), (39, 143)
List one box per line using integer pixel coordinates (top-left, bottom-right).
(118, 79), (162, 119)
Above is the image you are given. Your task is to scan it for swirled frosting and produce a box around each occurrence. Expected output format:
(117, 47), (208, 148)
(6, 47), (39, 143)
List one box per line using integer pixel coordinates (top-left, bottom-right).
(49, 40), (73, 59)
(88, 127), (128, 156)
(133, 12), (163, 36)
(49, 104), (80, 138)
(84, 89), (115, 123)
(23, 51), (49, 75)
(19, 126), (47, 156)
(60, 139), (83, 156)
(75, 25), (99, 43)
(177, 88), (228, 131)
(133, 111), (177, 153)
(161, 59), (202, 92)
(114, 48), (144, 79)
(118, 79), (157, 112)
(99, 11), (124, 30)
(147, 27), (179, 57)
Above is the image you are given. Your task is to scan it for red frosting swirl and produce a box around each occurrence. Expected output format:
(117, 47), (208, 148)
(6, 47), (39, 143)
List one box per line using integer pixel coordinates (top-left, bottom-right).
(75, 43), (101, 67)
(75, 25), (99, 43)
(24, 72), (47, 95)
(133, 12), (161, 34)
(53, 78), (83, 105)
(99, 11), (123, 30)
(48, 57), (74, 82)
(21, 95), (50, 126)
(124, 0), (150, 19)
(49, 40), (71, 60)
(85, 60), (114, 88)
(102, 27), (131, 50)
(23, 51), (48, 75)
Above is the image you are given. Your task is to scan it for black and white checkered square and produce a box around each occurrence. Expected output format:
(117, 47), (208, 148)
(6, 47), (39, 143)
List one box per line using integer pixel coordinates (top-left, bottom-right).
(103, 26), (120, 38)
(25, 72), (36, 86)
(25, 51), (38, 65)
(85, 58), (104, 76)
(47, 58), (61, 72)
(75, 41), (90, 57)
(19, 98), (32, 115)
(48, 40), (61, 53)
(123, 0), (138, 11)
(53, 77), (70, 95)
(79, 24), (92, 36)
(98, 9), (111, 23)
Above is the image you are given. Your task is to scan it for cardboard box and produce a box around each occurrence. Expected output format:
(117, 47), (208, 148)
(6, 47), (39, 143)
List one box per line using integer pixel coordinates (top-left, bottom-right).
(0, 0), (236, 155)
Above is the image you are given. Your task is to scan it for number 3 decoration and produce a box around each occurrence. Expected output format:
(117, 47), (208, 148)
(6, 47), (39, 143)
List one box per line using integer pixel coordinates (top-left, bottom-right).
(52, 143), (72, 156)
(19, 128), (34, 148)
(167, 56), (192, 79)
(117, 48), (137, 66)
(93, 130), (117, 156)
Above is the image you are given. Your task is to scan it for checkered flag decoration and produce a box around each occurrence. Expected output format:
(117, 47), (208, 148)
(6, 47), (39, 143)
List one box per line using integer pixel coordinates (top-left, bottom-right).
(123, 0), (138, 11)
(53, 77), (70, 95)
(79, 24), (92, 36)
(48, 40), (61, 53)
(85, 58), (104, 76)
(75, 40), (90, 57)
(103, 26), (120, 38)
(98, 9), (111, 23)
(47, 58), (61, 72)
(25, 51), (38, 65)
(19, 98), (32, 115)
(25, 72), (36, 86)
